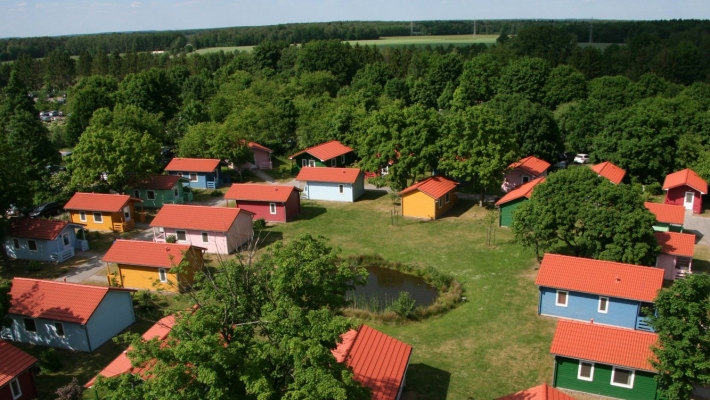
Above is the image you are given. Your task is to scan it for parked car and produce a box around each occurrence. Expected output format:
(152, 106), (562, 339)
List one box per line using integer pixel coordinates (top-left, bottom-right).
(5, 204), (31, 218)
(573, 154), (590, 164)
(28, 201), (64, 218)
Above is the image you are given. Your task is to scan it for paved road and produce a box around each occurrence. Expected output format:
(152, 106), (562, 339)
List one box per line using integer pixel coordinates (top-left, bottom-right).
(682, 211), (710, 245)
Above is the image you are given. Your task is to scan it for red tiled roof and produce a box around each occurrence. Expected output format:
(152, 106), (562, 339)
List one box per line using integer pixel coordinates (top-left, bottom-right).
(248, 142), (273, 153)
(495, 177), (546, 206)
(399, 176), (458, 199)
(550, 320), (657, 372)
(535, 254), (664, 302)
(134, 175), (185, 190)
(331, 325), (412, 400)
(663, 168), (708, 194)
(654, 231), (695, 257)
(508, 156), (551, 177)
(7, 219), (72, 240)
(9, 278), (134, 325)
(164, 158), (221, 173)
(591, 161), (626, 185)
(0, 340), (38, 387)
(64, 193), (138, 212)
(644, 202), (685, 226)
(496, 383), (577, 400)
(295, 167), (362, 184)
(289, 140), (354, 161)
(103, 240), (198, 268)
(224, 184), (300, 203)
(150, 204), (249, 232)
(85, 315), (175, 388)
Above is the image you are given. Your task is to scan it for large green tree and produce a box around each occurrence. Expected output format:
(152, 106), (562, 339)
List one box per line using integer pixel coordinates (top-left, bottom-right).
(116, 68), (181, 122)
(0, 279), (10, 326)
(496, 57), (550, 104)
(512, 167), (659, 265)
(649, 274), (710, 400)
(94, 234), (370, 400)
(65, 75), (118, 145)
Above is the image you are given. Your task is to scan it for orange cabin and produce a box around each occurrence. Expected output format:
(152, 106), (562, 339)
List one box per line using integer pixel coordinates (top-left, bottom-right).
(64, 193), (141, 232)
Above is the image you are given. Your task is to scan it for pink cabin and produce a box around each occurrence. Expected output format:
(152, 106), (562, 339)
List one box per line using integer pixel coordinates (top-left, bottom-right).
(591, 161), (626, 184)
(150, 204), (254, 254)
(224, 184), (301, 223)
(663, 168), (708, 214)
(503, 156), (550, 192)
(245, 142), (273, 170)
(655, 231), (695, 280)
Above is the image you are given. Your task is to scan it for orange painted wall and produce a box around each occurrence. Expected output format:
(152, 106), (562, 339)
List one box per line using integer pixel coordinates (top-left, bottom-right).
(68, 202), (136, 231)
(401, 189), (456, 219)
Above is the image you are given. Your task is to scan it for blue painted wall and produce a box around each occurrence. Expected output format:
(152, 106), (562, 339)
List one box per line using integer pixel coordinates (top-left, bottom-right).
(3, 226), (78, 262)
(3, 315), (90, 352)
(85, 291), (135, 351)
(539, 287), (641, 330)
(304, 178), (365, 202)
(168, 170), (226, 189)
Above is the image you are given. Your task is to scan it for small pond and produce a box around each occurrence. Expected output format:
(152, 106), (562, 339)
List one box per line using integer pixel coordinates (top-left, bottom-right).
(347, 266), (439, 312)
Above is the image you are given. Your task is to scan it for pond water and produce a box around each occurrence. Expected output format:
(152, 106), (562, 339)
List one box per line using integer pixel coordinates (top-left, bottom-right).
(348, 266), (439, 312)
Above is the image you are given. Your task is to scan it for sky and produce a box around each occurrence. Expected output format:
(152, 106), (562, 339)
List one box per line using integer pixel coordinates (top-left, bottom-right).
(1, 0), (709, 38)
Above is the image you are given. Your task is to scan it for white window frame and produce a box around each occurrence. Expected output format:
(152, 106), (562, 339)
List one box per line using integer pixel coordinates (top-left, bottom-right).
(445, 192), (450, 204)
(338, 184), (344, 194)
(610, 367), (635, 389)
(598, 296), (609, 313)
(133, 190), (141, 198)
(438, 198), (443, 208)
(308, 159), (316, 167)
(201, 232), (209, 243)
(12, 238), (20, 249)
(10, 377), (21, 399)
(173, 187), (179, 197)
(269, 203), (277, 214)
(62, 233), (70, 246)
(54, 322), (65, 337)
(27, 240), (38, 252)
(176, 230), (187, 242)
(577, 361), (595, 381)
(189, 173), (198, 182)
(341, 154), (346, 163)
(302, 159), (308, 168)
(158, 268), (168, 283)
(147, 190), (156, 200)
(79, 211), (87, 222)
(93, 212), (103, 223)
(331, 158), (337, 167)
(556, 290), (568, 307)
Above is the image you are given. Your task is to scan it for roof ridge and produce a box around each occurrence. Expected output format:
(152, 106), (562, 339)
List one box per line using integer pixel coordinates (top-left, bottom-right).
(558, 318), (658, 337)
(13, 277), (110, 291)
(543, 253), (659, 270)
(344, 324), (364, 361)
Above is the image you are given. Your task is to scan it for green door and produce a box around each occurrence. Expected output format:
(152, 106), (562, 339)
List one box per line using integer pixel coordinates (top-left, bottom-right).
(499, 199), (525, 227)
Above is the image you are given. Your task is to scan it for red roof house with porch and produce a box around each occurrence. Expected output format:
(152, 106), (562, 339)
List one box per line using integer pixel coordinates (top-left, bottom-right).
(503, 156), (550, 191)
(246, 142), (274, 170)
(0, 340), (38, 400)
(654, 231), (695, 280)
(591, 161), (626, 185)
(289, 140), (355, 168)
(331, 325), (413, 400)
(224, 184), (301, 223)
(663, 168), (708, 214)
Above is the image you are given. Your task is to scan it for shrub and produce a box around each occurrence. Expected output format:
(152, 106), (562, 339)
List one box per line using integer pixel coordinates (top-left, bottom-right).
(645, 182), (663, 195)
(39, 348), (62, 373)
(388, 291), (416, 318)
(210, 190), (223, 197)
(27, 261), (43, 272)
(253, 218), (267, 230)
(166, 235), (177, 243)
(55, 377), (83, 400)
(133, 290), (158, 313)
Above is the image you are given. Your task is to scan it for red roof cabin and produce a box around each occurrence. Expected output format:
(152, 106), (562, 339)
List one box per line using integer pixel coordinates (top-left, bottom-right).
(495, 177), (545, 227)
(289, 140), (355, 168)
(64, 193), (141, 233)
(662, 168), (708, 214)
(245, 142), (274, 170)
(654, 231), (695, 280)
(399, 176), (458, 220)
(0, 340), (38, 400)
(503, 156), (550, 192)
(224, 184), (301, 223)
(644, 202), (685, 232)
(496, 383), (576, 400)
(591, 161), (626, 185)
(331, 325), (413, 400)
(295, 167), (365, 202)
(164, 158), (226, 189)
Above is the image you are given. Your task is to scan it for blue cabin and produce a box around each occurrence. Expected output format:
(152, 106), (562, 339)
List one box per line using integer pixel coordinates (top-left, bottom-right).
(1, 278), (136, 352)
(164, 158), (228, 189)
(3, 219), (87, 263)
(295, 167), (365, 203)
(535, 254), (664, 332)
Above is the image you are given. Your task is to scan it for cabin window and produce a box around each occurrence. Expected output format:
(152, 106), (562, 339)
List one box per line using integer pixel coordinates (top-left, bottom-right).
(147, 190), (156, 200)
(438, 198), (443, 208)
(338, 185), (344, 194)
(269, 203), (277, 214)
(331, 158), (337, 167)
(79, 211), (87, 222)
(577, 361), (594, 381)
(62, 234), (70, 246)
(123, 206), (131, 219)
(341, 155), (346, 163)
(189, 173), (198, 182)
(685, 192), (694, 203)
(12, 239), (20, 249)
(9, 378), (21, 399)
(611, 367), (635, 388)
(301, 159), (308, 167)
(23, 318), (36, 332)
(522, 175), (530, 184)
(308, 160), (316, 167)
(174, 188), (179, 197)
(159, 268), (168, 283)
(201, 232), (209, 243)
(176, 230), (187, 241)
(445, 192), (451, 204)
(133, 190), (140, 198)
(598, 297), (609, 313)
(177, 172), (183, 177)
(93, 212), (103, 223)
(54, 322), (65, 337)
(27, 240), (37, 252)
(556, 290), (568, 307)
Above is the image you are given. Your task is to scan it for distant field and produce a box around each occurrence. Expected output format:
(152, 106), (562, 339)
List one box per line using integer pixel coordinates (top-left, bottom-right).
(194, 45), (254, 54)
(347, 34), (499, 48)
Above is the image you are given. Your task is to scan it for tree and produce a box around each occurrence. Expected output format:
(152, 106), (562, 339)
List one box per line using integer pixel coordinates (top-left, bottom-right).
(439, 106), (518, 205)
(451, 53), (501, 109)
(296, 40), (357, 86)
(65, 75), (118, 145)
(0, 279), (11, 326)
(43, 49), (75, 90)
(54, 377), (83, 400)
(542, 64), (587, 109)
(94, 234), (370, 400)
(512, 167), (659, 265)
(510, 24), (577, 66)
(496, 57), (550, 104)
(649, 274), (710, 400)
(116, 68), (181, 122)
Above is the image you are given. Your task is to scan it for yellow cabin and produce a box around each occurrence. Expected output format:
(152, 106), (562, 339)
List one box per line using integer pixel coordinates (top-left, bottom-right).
(399, 176), (458, 219)
(64, 193), (141, 232)
(102, 240), (204, 293)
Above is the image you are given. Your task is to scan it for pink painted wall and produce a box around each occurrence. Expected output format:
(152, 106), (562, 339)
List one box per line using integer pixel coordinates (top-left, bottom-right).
(252, 148), (271, 168)
(504, 169), (546, 188)
(656, 254), (676, 280)
(665, 186), (703, 214)
(154, 213), (253, 254)
(225, 212), (253, 252)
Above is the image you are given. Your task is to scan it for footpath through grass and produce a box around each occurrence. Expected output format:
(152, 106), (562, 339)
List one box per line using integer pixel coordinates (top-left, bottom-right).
(266, 191), (556, 399)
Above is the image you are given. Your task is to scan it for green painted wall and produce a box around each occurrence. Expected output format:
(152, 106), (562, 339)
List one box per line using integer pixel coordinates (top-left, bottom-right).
(555, 356), (659, 400)
(131, 187), (190, 208)
(293, 152), (354, 168)
(499, 198), (527, 227)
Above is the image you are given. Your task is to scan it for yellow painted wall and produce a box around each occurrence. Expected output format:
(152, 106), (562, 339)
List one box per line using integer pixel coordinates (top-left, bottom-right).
(116, 248), (202, 293)
(434, 189), (457, 218)
(69, 203), (136, 231)
(401, 191), (436, 219)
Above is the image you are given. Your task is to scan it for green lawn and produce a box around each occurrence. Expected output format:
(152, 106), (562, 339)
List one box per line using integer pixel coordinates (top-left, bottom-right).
(347, 34), (499, 48)
(265, 190), (556, 399)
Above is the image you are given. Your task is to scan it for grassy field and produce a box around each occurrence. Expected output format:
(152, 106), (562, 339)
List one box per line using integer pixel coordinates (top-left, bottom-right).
(194, 45), (255, 54)
(347, 34), (499, 48)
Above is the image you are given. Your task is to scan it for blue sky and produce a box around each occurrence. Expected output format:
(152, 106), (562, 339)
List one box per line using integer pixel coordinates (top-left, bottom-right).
(1, 0), (708, 38)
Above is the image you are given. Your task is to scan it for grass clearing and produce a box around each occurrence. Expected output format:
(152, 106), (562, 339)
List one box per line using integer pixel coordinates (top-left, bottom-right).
(347, 34), (499, 49)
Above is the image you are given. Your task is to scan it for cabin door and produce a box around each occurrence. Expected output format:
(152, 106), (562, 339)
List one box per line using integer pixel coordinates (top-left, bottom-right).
(684, 191), (694, 211)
